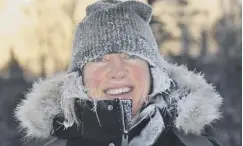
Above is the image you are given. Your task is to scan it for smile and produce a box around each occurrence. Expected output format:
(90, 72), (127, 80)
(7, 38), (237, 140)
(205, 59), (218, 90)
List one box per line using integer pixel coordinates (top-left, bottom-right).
(104, 87), (132, 95)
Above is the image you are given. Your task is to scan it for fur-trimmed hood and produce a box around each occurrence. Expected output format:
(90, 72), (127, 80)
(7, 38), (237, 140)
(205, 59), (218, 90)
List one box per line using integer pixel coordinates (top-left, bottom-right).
(14, 58), (222, 140)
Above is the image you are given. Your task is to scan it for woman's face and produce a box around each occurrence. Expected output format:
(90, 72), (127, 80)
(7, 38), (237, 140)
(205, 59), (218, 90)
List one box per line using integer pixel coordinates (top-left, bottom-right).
(83, 53), (151, 116)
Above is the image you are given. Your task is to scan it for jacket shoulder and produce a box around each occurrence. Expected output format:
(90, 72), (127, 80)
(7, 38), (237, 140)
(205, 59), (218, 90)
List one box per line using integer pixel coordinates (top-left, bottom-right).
(172, 128), (220, 146)
(205, 136), (222, 146)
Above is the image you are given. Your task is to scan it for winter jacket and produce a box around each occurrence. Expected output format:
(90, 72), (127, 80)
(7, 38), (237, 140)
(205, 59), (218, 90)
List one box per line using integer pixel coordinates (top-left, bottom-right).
(15, 59), (222, 146)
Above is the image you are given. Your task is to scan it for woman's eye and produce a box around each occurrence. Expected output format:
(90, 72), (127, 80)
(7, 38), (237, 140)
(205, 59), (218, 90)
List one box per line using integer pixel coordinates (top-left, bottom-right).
(93, 57), (104, 62)
(125, 55), (139, 59)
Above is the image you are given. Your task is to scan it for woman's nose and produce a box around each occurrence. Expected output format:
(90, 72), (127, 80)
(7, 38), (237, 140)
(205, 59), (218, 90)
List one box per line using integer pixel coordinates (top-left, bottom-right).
(107, 57), (127, 80)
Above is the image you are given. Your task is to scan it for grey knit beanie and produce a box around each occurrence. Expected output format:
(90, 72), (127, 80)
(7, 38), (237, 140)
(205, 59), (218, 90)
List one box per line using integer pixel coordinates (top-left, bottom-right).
(68, 0), (160, 72)
(65, 0), (173, 98)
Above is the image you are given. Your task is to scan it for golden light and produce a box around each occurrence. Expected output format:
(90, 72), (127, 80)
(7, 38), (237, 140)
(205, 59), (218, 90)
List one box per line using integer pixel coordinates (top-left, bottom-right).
(0, 0), (237, 76)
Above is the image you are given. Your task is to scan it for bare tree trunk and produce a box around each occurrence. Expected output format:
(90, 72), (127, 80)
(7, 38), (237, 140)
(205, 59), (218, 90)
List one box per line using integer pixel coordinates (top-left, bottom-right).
(180, 23), (190, 57)
(40, 54), (46, 77)
(147, 0), (157, 5)
(200, 29), (208, 57)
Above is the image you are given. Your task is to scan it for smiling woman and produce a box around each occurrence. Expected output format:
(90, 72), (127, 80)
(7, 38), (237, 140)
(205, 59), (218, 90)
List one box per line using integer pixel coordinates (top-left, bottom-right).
(83, 53), (151, 116)
(14, 0), (222, 146)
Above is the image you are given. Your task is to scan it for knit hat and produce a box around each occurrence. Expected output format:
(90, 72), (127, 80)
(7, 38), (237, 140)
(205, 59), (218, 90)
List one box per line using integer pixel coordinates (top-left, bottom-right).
(67, 0), (173, 97)
(69, 0), (160, 72)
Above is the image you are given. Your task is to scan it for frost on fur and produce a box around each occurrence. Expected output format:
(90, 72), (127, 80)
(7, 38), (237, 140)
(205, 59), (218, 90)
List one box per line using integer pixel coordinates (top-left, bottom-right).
(162, 61), (223, 135)
(14, 73), (65, 140)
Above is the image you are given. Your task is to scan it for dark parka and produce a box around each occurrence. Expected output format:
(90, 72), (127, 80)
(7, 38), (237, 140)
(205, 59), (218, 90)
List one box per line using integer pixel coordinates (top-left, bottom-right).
(15, 59), (222, 146)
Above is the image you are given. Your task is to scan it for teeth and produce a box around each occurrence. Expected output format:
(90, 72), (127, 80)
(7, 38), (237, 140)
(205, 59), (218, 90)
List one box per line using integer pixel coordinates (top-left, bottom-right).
(105, 87), (131, 95)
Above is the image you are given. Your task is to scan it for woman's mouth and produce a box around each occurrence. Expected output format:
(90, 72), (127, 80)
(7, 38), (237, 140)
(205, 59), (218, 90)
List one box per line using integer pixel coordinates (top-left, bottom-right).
(105, 87), (132, 95)
(104, 87), (133, 99)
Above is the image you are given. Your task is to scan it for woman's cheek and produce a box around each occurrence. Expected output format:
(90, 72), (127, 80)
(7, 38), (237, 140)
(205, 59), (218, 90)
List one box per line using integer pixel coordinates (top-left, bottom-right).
(130, 63), (150, 99)
(84, 68), (105, 99)
(131, 65), (148, 83)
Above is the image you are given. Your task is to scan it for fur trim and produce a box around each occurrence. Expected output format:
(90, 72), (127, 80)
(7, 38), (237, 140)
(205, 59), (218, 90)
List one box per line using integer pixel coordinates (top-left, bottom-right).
(161, 59), (223, 135)
(14, 58), (222, 139)
(14, 73), (66, 139)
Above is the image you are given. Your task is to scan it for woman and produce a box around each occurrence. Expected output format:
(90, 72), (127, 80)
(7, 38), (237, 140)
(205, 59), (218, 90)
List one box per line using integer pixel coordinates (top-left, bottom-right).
(15, 0), (222, 146)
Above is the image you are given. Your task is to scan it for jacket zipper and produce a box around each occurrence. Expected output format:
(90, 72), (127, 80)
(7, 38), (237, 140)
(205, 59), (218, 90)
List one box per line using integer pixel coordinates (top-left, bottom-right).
(119, 101), (129, 146)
